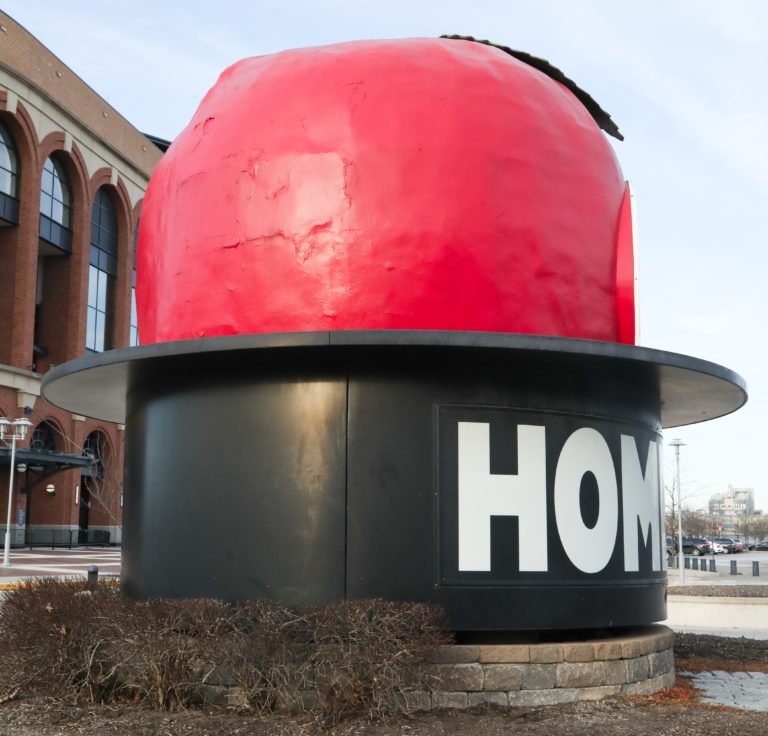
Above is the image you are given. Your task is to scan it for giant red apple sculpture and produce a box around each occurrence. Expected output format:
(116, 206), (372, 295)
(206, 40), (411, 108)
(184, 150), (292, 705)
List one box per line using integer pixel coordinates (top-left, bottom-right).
(137, 37), (636, 344)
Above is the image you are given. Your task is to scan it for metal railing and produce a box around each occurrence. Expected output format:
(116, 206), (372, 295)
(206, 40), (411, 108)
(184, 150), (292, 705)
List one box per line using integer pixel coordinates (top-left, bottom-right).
(0, 528), (115, 549)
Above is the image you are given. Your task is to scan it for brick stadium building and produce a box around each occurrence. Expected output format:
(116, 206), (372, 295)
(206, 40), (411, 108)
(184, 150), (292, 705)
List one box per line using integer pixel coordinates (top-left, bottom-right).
(0, 12), (163, 546)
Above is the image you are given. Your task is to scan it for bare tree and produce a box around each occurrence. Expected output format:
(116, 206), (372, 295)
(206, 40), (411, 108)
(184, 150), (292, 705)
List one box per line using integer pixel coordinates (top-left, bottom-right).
(662, 454), (710, 542)
(42, 423), (122, 542)
(751, 515), (768, 543)
(664, 477), (680, 541)
(682, 509), (708, 537)
(664, 475), (700, 541)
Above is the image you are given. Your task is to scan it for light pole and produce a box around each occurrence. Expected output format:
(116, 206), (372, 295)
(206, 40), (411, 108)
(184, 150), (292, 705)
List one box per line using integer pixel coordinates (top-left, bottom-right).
(1, 417), (32, 567)
(669, 438), (686, 584)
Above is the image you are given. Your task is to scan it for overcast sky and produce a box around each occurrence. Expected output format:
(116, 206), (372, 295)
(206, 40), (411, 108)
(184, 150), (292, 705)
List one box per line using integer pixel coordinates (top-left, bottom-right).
(5, 0), (767, 511)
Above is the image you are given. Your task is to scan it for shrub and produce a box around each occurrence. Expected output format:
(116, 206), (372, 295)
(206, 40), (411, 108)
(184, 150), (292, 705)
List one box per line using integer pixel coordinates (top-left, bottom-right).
(0, 579), (450, 722)
(305, 599), (449, 723)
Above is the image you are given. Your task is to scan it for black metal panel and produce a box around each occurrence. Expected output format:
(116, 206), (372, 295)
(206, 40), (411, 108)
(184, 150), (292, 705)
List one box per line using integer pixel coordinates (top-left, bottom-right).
(345, 349), (666, 629)
(345, 370), (437, 601)
(123, 367), (347, 603)
(0, 191), (19, 224)
(39, 213), (73, 252)
(437, 585), (666, 630)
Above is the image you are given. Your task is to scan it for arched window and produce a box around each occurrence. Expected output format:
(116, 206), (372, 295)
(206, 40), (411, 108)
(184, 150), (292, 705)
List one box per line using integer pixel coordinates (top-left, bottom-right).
(83, 431), (107, 477)
(86, 188), (118, 352)
(130, 222), (139, 346)
(80, 430), (110, 543)
(0, 122), (20, 223)
(29, 421), (57, 453)
(39, 156), (73, 252)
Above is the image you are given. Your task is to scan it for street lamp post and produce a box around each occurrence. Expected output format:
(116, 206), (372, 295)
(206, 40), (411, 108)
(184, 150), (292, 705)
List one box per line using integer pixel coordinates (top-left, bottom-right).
(669, 438), (686, 585)
(1, 417), (32, 567)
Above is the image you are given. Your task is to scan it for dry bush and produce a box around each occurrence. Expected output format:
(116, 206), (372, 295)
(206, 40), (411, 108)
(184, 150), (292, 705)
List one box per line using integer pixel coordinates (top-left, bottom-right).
(231, 599), (314, 713)
(305, 599), (451, 724)
(115, 598), (243, 710)
(0, 581), (450, 723)
(0, 578), (126, 702)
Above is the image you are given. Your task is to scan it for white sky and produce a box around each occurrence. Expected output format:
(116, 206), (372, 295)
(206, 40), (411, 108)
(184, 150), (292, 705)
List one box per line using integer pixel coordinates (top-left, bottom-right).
(5, 0), (767, 510)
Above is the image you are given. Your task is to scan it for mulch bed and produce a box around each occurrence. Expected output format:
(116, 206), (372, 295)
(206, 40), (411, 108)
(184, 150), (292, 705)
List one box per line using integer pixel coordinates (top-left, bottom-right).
(674, 632), (768, 671)
(2, 631), (767, 735)
(669, 585), (768, 597)
(3, 580), (768, 735)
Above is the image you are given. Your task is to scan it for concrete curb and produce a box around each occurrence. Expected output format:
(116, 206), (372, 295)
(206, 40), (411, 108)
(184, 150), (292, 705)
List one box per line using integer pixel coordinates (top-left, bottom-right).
(665, 596), (768, 632)
(0, 581), (27, 591)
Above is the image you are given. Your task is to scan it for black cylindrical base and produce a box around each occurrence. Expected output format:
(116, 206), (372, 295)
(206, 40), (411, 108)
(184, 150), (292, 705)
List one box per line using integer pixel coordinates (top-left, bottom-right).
(122, 339), (668, 629)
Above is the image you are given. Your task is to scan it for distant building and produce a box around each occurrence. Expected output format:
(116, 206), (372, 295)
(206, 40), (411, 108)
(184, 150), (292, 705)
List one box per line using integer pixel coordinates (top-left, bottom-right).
(708, 486), (761, 537)
(709, 486), (755, 516)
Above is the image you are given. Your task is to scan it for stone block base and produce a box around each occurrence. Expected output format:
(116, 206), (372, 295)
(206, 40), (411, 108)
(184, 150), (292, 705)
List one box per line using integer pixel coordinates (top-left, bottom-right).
(407, 625), (676, 711)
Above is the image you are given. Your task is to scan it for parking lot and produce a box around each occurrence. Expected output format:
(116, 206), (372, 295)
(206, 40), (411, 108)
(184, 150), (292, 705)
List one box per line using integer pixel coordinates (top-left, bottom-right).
(670, 549), (768, 582)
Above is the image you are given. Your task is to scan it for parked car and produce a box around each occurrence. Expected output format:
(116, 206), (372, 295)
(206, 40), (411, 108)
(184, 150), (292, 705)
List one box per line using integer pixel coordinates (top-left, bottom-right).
(714, 537), (736, 553)
(731, 539), (745, 553)
(682, 537), (711, 556)
(709, 540), (728, 554)
(754, 540), (768, 551)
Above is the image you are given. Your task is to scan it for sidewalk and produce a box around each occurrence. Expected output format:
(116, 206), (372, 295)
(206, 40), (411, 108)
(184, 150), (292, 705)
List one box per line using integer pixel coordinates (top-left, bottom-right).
(667, 568), (768, 586)
(664, 567), (768, 639)
(0, 548), (121, 589)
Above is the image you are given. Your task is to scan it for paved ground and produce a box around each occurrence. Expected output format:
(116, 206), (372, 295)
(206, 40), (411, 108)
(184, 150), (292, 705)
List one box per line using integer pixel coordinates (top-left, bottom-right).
(681, 670), (768, 711)
(665, 562), (768, 640)
(668, 550), (768, 585)
(667, 564), (768, 711)
(0, 548), (121, 586)
(0, 549), (763, 586)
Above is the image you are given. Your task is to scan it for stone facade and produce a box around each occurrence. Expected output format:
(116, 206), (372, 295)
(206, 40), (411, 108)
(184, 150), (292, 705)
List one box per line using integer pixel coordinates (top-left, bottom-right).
(0, 10), (162, 544)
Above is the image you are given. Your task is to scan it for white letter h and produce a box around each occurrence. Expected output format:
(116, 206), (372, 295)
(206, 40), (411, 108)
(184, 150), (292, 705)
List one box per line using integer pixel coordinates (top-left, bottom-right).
(458, 422), (548, 572)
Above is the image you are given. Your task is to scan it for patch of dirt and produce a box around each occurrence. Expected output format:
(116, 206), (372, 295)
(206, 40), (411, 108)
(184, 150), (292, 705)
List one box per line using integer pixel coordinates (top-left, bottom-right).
(674, 632), (768, 664)
(2, 632), (768, 735)
(4, 694), (768, 736)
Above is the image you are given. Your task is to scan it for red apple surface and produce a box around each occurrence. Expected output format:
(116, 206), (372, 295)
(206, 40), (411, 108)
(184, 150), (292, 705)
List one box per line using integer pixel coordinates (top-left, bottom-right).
(137, 37), (635, 344)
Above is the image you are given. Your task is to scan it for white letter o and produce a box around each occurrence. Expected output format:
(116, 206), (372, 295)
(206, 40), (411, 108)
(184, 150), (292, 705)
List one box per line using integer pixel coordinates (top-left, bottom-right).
(554, 428), (618, 573)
